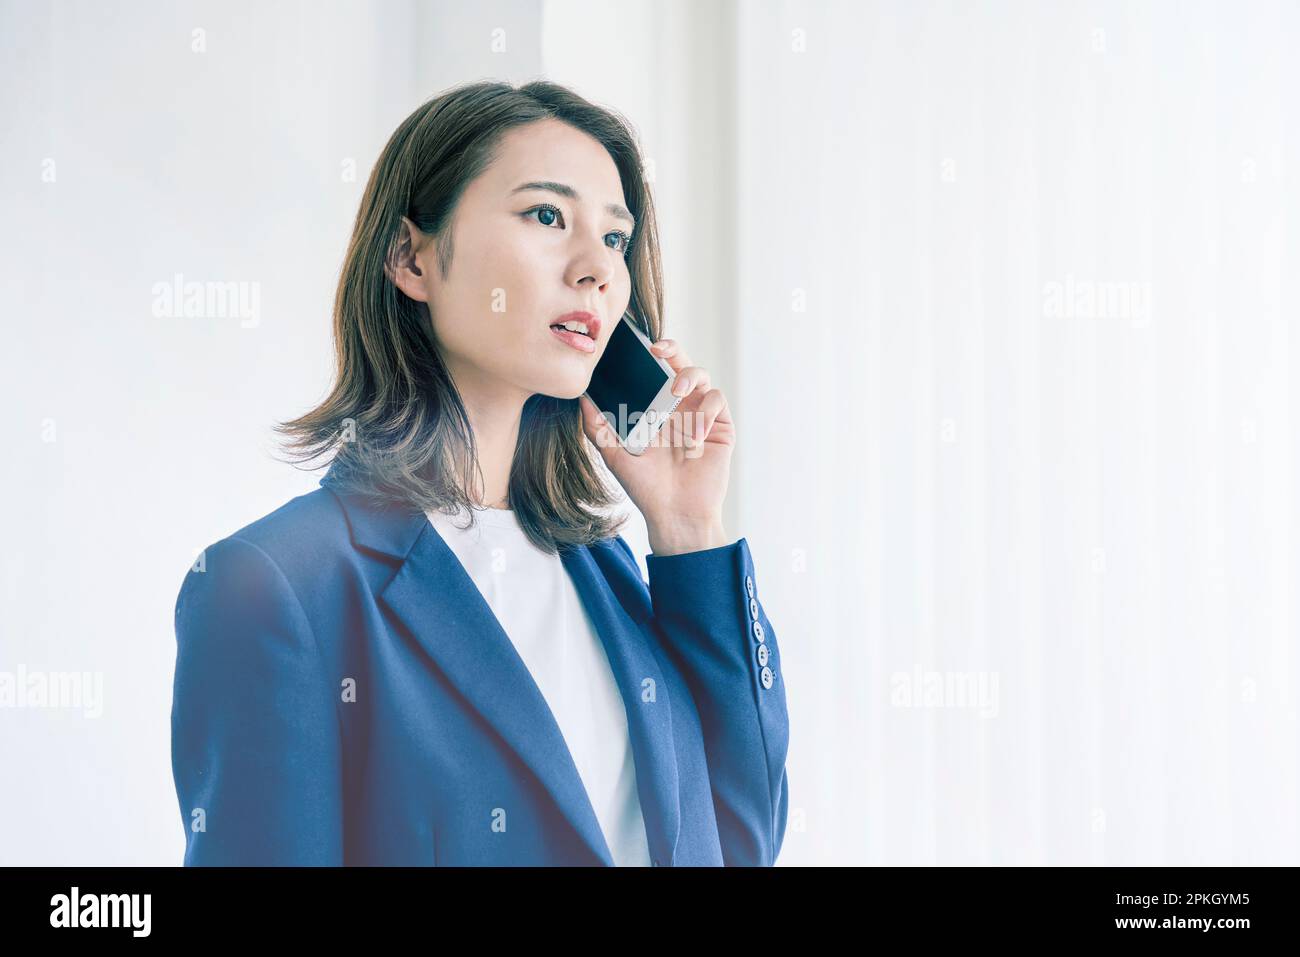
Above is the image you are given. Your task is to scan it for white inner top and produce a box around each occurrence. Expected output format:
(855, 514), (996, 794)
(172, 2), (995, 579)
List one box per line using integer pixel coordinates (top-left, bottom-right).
(424, 502), (652, 866)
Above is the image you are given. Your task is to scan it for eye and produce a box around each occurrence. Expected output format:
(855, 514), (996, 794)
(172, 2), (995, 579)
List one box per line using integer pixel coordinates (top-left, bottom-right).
(523, 203), (634, 258)
(524, 203), (565, 228)
(605, 230), (633, 256)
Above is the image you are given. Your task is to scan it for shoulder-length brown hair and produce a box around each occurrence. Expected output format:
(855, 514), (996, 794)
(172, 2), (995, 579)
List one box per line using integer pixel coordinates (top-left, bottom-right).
(274, 80), (664, 555)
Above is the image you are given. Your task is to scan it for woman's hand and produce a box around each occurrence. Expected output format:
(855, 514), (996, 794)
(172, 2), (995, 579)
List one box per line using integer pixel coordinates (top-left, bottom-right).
(578, 338), (735, 556)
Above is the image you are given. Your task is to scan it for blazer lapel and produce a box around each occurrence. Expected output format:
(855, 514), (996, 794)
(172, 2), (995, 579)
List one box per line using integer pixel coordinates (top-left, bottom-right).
(321, 468), (681, 867)
(321, 470), (611, 864)
(383, 520), (617, 865)
(560, 544), (682, 866)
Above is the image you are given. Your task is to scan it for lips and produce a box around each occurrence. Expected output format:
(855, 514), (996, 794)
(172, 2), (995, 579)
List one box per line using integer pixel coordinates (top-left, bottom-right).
(549, 311), (601, 342)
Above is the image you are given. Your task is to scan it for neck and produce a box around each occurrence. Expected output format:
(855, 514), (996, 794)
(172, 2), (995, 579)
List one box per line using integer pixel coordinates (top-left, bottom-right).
(446, 361), (529, 510)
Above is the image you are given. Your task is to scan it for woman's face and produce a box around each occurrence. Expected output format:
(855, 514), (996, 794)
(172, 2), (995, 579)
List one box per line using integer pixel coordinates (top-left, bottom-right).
(400, 118), (636, 404)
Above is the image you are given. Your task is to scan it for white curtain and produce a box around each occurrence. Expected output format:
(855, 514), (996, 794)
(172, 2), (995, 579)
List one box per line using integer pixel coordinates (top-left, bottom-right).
(729, 0), (1297, 864)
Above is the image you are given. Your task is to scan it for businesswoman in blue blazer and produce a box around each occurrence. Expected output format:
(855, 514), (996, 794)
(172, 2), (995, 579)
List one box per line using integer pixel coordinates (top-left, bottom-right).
(171, 80), (789, 866)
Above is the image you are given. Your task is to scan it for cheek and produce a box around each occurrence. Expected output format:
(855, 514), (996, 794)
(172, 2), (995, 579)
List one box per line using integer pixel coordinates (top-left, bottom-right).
(462, 234), (549, 322)
(612, 268), (634, 315)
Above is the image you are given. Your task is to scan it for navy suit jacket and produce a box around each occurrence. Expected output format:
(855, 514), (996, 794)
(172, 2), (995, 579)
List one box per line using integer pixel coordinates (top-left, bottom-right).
(170, 465), (790, 866)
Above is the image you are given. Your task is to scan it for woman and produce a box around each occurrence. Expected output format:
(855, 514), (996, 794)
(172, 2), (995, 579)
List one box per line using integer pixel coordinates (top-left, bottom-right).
(170, 80), (789, 866)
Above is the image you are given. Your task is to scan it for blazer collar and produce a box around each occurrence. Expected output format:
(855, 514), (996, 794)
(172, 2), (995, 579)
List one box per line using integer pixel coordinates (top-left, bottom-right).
(320, 466), (681, 866)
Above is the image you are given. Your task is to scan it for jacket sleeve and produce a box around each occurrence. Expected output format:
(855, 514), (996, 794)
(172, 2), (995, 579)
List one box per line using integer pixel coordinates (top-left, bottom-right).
(619, 535), (790, 866)
(171, 535), (344, 865)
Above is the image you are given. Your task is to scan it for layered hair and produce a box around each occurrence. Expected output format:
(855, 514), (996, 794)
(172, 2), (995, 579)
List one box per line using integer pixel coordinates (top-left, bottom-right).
(274, 80), (664, 554)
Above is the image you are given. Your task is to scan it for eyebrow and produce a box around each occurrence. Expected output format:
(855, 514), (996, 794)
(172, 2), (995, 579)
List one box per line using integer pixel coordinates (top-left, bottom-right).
(510, 181), (636, 229)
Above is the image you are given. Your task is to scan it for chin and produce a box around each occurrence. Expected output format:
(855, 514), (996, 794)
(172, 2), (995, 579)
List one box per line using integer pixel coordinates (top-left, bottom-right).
(531, 375), (590, 402)
(555, 382), (590, 401)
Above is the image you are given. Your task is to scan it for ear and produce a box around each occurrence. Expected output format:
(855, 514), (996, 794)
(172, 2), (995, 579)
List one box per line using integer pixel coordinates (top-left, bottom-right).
(384, 215), (430, 303)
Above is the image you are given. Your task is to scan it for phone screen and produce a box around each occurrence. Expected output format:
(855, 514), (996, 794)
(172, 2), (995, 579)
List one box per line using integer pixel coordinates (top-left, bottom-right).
(585, 318), (670, 441)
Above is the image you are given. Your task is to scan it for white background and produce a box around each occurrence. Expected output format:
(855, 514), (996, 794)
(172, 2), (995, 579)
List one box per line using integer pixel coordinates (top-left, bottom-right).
(1, 0), (1295, 865)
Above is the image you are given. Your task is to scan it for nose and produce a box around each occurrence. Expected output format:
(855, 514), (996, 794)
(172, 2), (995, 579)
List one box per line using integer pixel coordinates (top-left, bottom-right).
(565, 234), (616, 293)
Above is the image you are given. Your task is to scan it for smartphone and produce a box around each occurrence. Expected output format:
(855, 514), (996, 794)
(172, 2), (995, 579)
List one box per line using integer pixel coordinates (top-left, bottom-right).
(584, 315), (682, 456)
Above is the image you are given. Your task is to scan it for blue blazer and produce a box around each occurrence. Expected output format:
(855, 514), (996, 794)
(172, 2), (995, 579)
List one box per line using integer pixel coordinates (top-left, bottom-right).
(171, 465), (790, 866)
